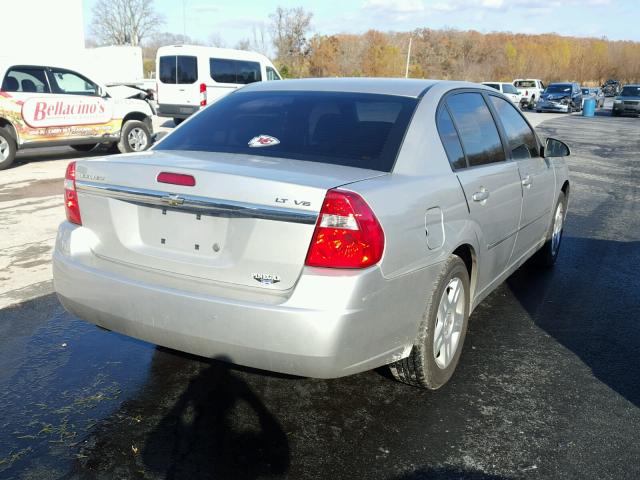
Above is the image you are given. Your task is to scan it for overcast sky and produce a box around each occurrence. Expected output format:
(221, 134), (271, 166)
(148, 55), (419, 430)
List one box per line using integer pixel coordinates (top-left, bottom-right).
(83, 0), (638, 47)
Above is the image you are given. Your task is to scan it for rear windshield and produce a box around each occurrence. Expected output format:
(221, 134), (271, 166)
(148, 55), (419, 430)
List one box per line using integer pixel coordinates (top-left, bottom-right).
(514, 80), (535, 88)
(621, 86), (640, 96)
(155, 91), (418, 172)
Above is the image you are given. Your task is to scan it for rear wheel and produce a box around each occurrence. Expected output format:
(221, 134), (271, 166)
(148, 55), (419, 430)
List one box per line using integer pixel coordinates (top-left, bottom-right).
(389, 255), (470, 389)
(532, 191), (566, 268)
(0, 127), (17, 170)
(173, 117), (184, 126)
(71, 144), (99, 152)
(118, 120), (151, 153)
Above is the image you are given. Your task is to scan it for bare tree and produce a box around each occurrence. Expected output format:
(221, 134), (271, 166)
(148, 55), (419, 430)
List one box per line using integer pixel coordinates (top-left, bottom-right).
(235, 39), (251, 51)
(269, 6), (313, 77)
(208, 33), (226, 48)
(251, 24), (270, 56)
(91, 0), (164, 46)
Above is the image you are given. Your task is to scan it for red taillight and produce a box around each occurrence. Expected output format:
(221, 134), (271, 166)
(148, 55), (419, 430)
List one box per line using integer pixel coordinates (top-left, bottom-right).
(64, 161), (82, 225)
(199, 83), (207, 107)
(305, 189), (384, 269)
(157, 172), (196, 186)
(525, 90), (529, 96)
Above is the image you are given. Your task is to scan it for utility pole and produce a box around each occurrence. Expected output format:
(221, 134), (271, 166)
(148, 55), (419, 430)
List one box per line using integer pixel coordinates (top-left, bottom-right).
(405, 36), (412, 78)
(183, 0), (187, 40)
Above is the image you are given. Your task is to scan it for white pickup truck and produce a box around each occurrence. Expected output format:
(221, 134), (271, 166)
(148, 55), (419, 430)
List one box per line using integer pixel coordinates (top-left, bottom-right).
(0, 60), (154, 170)
(513, 79), (546, 109)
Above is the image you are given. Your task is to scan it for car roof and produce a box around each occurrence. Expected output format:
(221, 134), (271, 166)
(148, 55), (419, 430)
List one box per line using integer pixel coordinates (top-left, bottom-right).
(237, 78), (479, 98)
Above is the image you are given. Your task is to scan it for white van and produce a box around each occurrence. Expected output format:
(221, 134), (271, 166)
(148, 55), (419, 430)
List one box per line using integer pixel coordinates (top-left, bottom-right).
(155, 45), (282, 125)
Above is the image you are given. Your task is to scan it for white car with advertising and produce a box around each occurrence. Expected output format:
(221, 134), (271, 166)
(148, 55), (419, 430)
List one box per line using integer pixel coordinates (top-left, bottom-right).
(0, 61), (154, 169)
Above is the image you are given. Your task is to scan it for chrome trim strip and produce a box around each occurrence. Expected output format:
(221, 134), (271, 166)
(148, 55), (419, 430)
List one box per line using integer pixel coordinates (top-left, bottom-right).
(76, 180), (318, 225)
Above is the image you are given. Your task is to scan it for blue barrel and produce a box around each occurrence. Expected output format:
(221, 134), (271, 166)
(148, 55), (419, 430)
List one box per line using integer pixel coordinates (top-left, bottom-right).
(582, 98), (596, 117)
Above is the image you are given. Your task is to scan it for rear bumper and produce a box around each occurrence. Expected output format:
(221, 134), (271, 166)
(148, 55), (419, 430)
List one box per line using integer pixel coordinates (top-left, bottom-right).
(156, 103), (199, 119)
(53, 222), (438, 378)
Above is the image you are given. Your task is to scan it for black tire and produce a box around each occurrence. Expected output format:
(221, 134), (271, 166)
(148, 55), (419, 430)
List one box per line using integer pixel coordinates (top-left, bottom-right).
(612, 110), (620, 117)
(389, 255), (470, 389)
(567, 104), (573, 114)
(71, 144), (99, 152)
(528, 97), (535, 110)
(532, 191), (567, 268)
(173, 117), (184, 126)
(0, 126), (17, 170)
(117, 120), (152, 154)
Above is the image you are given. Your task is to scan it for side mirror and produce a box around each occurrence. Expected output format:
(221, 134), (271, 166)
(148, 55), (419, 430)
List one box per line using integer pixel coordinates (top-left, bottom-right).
(543, 137), (570, 157)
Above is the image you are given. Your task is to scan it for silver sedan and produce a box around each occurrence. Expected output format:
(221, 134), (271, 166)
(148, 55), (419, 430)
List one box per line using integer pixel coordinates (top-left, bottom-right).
(53, 78), (570, 389)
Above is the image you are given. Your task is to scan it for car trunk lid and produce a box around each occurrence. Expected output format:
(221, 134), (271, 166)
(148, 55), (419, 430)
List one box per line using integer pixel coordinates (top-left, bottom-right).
(74, 150), (386, 291)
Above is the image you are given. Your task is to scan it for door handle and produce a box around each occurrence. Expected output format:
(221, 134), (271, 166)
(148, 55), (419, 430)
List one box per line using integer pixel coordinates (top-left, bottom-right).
(522, 175), (533, 187)
(472, 188), (490, 203)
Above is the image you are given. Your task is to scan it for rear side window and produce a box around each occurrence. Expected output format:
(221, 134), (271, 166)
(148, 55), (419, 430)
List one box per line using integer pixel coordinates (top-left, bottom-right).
(2, 66), (49, 93)
(484, 83), (499, 91)
(159, 55), (197, 84)
(436, 107), (466, 170)
(446, 92), (505, 167)
(155, 91), (418, 172)
(210, 59), (262, 84)
(489, 95), (538, 160)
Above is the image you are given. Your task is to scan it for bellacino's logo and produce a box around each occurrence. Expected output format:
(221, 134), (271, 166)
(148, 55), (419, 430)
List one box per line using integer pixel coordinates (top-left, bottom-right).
(22, 97), (112, 128)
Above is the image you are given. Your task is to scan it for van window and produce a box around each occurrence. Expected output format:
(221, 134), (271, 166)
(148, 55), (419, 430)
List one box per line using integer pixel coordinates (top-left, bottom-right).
(266, 66), (281, 81)
(210, 59), (262, 84)
(446, 92), (506, 167)
(177, 56), (197, 84)
(2, 66), (49, 93)
(159, 56), (176, 83)
(155, 91), (418, 172)
(49, 68), (98, 96)
(159, 55), (198, 84)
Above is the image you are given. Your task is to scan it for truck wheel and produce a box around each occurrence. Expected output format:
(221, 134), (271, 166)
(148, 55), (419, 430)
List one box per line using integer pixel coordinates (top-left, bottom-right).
(118, 120), (151, 153)
(173, 118), (184, 126)
(0, 127), (17, 170)
(389, 255), (470, 389)
(528, 96), (535, 109)
(71, 144), (99, 152)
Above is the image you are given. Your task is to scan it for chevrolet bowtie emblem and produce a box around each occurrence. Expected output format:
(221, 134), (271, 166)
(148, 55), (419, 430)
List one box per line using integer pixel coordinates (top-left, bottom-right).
(162, 194), (185, 206)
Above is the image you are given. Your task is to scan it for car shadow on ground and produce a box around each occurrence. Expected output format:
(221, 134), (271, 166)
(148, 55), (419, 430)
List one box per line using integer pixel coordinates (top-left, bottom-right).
(506, 236), (640, 407)
(9, 147), (104, 170)
(141, 355), (290, 480)
(68, 349), (290, 479)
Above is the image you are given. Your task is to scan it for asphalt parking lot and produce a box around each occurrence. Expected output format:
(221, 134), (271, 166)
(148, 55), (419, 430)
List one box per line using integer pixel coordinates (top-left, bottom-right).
(1, 106), (638, 479)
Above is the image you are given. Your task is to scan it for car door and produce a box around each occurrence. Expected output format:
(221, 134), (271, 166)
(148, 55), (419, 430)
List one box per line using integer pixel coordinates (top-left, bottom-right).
(488, 94), (555, 263)
(0, 65), (52, 145)
(443, 91), (523, 291)
(41, 67), (115, 142)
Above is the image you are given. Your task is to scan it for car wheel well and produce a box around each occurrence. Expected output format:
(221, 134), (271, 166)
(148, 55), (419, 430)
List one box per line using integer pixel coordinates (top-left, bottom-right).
(122, 112), (152, 130)
(452, 244), (477, 302)
(0, 118), (17, 139)
(561, 180), (570, 198)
